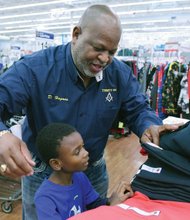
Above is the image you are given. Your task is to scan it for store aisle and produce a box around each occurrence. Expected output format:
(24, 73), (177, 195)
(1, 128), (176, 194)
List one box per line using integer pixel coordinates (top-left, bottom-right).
(0, 132), (146, 219)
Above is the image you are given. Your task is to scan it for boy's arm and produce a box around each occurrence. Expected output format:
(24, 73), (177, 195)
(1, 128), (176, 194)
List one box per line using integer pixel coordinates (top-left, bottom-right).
(86, 181), (133, 209)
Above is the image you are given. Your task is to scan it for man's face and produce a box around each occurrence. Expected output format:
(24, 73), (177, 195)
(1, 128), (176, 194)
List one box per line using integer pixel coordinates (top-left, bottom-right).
(57, 132), (89, 172)
(71, 22), (121, 78)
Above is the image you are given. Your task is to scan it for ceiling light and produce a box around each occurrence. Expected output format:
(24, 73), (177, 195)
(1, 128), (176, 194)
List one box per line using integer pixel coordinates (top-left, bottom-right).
(0, 6), (189, 22)
(110, 0), (190, 8)
(0, 0), (70, 11)
(0, 0), (188, 12)
(117, 6), (190, 16)
(4, 19), (169, 30)
(123, 25), (190, 32)
(121, 19), (169, 25)
(0, 26), (71, 34)
(0, 12), (49, 20)
(5, 21), (73, 30)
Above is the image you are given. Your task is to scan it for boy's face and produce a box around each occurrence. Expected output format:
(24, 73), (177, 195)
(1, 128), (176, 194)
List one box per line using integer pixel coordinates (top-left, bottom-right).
(57, 131), (89, 172)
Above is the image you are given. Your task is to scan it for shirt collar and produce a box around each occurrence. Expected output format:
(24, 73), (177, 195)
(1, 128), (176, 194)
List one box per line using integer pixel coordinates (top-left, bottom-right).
(77, 70), (103, 82)
(95, 71), (103, 82)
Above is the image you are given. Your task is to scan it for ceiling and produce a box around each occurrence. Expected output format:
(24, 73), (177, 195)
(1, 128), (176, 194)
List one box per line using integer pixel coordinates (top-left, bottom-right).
(0, 0), (190, 47)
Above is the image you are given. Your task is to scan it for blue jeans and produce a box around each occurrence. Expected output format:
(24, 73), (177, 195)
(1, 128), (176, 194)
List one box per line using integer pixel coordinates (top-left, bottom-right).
(22, 155), (52, 220)
(22, 155), (109, 220)
(84, 157), (108, 198)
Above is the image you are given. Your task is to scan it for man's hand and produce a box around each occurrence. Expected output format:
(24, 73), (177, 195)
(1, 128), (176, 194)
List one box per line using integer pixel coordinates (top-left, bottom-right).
(141, 123), (183, 145)
(108, 181), (134, 205)
(0, 132), (35, 178)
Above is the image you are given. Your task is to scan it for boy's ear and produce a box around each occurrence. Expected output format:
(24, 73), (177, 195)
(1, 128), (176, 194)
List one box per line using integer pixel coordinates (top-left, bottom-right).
(49, 158), (62, 171)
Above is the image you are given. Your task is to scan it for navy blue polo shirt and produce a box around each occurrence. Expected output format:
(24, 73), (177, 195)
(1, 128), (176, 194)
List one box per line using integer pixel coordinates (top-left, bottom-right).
(0, 43), (162, 163)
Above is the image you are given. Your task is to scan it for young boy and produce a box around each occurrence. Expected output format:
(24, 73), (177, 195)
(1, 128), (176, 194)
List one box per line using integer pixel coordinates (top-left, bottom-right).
(34, 122), (133, 220)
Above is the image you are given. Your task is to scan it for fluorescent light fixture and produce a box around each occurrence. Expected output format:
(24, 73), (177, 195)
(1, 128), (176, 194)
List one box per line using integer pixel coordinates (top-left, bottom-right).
(123, 25), (190, 32)
(0, 0), (69, 11)
(5, 21), (74, 30)
(117, 6), (190, 16)
(0, 35), (10, 40)
(110, 0), (190, 8)
(0, 18), (57, 26)
(0, 0), (188, 12)
(0, 28), (34, 34)
(0, 6), (189, 20)
(4, 19), (170, 30)
(0, 26), (71, 34)
(9, 31), (71, 39)
(121, 19), (169, 25)
(0, 17), (78, 26)
(2, 24), (190, 35)
(0, 12), (50, 20)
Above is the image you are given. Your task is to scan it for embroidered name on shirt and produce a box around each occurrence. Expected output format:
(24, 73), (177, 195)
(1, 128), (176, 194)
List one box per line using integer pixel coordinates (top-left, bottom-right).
(48, 95), (68, 101)
(102, 88), (117, 92)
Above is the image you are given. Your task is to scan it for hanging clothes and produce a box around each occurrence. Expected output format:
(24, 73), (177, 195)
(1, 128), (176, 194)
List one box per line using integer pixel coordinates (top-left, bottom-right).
(178, 74), (189, 115)
(162, 61), (182, 116)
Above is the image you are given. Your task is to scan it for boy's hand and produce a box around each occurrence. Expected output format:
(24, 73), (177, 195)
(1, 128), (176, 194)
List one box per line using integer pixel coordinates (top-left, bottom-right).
(108, 181), (134, 205)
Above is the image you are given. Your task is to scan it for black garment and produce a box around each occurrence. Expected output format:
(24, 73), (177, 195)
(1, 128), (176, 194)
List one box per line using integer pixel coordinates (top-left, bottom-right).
(132, 121), (190, 202)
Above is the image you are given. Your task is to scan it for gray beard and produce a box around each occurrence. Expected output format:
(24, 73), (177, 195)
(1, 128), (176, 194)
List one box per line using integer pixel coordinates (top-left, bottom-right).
(80, 69), (95, 78)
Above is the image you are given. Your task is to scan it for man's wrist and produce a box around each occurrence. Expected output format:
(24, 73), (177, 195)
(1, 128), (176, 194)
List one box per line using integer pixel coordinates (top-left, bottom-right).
(0, 130), (11, 137)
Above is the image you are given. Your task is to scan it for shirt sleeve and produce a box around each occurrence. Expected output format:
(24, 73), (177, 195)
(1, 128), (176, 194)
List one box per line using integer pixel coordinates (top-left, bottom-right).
(86, 197), (107, 210)
(119, 66), (163, 137)
(34, 195), (62, 220)
(0, 60), (31, 129)
(78, 173), (99, 206)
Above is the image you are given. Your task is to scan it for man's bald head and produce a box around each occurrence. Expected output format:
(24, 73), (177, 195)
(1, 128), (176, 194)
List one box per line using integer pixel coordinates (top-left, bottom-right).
(78, 4), (122, 34)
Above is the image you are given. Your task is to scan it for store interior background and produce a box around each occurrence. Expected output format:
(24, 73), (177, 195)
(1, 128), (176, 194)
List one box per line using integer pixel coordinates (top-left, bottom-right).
(0, 0), (190, 69)
(0, 1), (190, 218)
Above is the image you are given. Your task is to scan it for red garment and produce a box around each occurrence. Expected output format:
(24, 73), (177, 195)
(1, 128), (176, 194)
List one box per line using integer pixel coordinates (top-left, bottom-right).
(69, 192), (190, 220)
(140, 147), (148, 156)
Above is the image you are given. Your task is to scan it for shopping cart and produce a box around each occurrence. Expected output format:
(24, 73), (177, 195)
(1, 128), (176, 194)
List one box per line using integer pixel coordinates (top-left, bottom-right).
(0, 176), (21, 213)
(0, 115), (24, 213)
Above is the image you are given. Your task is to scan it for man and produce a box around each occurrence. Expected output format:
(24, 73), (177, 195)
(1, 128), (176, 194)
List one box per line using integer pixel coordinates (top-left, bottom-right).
(0, 4), (178, 220)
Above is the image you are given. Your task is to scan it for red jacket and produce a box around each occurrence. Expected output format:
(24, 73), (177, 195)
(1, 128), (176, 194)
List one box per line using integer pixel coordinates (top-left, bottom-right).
(69, 192), (190, 220)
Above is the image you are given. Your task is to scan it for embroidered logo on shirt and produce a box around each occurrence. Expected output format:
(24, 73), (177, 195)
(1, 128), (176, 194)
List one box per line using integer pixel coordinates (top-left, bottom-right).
(106, 92), (113, 102)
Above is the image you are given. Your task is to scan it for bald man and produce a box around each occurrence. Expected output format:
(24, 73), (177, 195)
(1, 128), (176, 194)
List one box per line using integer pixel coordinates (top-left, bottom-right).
(0, 4), (178, 220)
